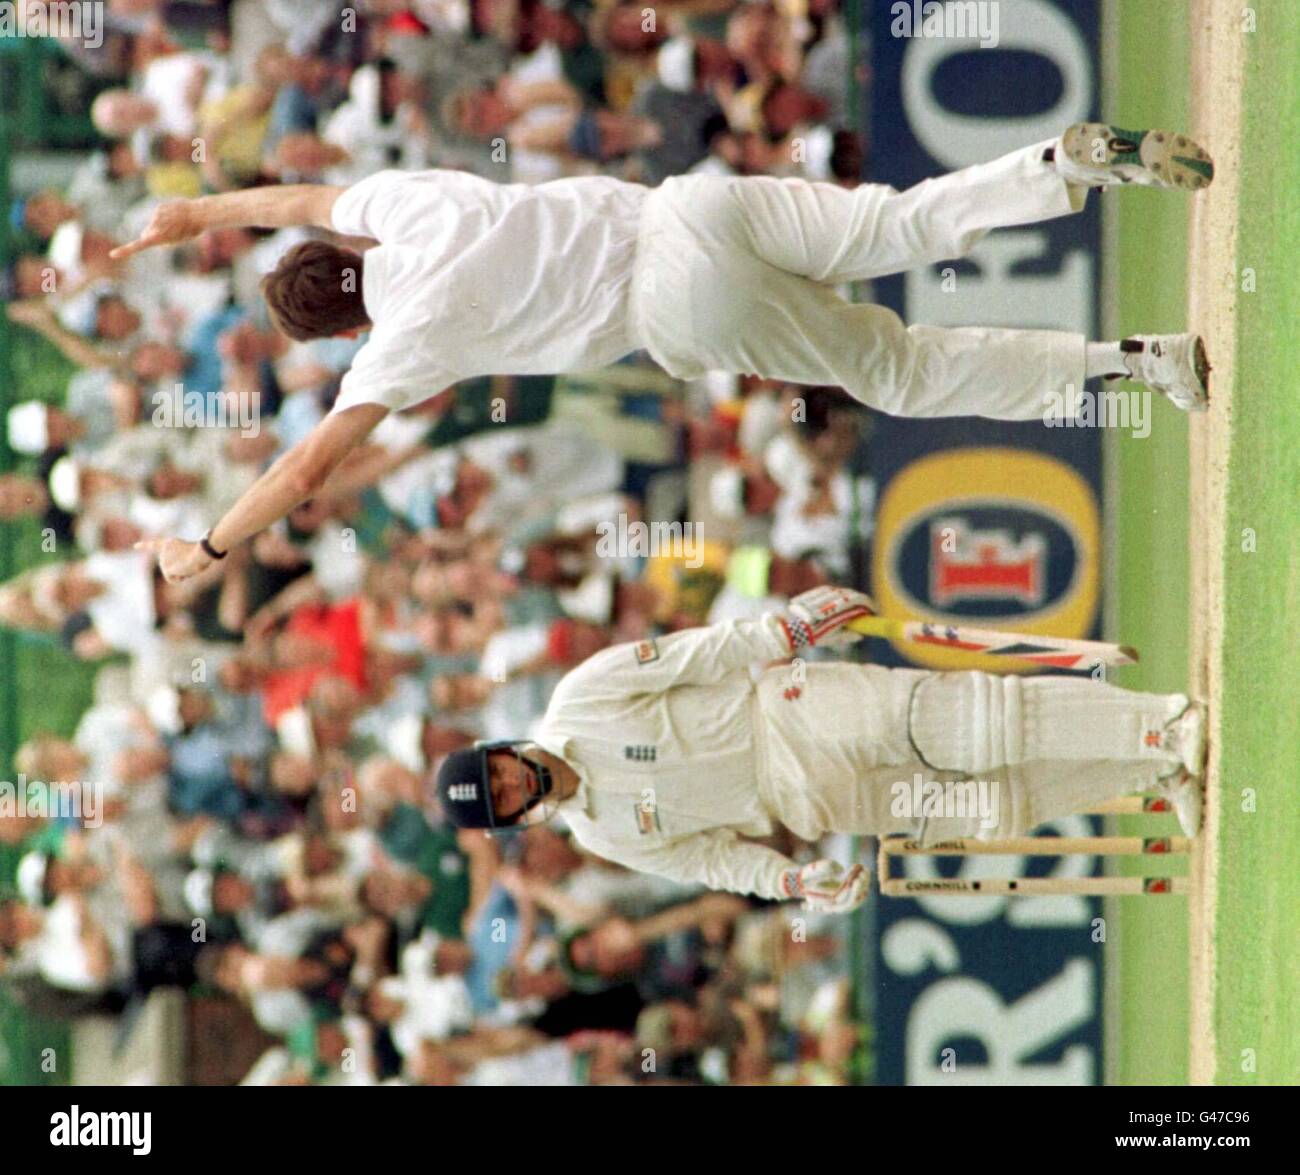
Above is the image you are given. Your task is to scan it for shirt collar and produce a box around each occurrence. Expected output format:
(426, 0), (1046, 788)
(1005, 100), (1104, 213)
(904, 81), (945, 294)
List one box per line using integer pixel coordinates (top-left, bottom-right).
(532, 732), (591, 818)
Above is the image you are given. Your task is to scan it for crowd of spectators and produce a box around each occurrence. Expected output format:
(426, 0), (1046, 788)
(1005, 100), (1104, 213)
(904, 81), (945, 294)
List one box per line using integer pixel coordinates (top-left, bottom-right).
(0, 0), (874, 1084)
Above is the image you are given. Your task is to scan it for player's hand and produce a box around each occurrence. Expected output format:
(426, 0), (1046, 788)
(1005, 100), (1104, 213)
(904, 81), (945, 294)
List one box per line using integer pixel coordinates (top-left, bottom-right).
(135, 537), (214, 584)
(780, 859), (870, 913)
(785, 585), (877, 650)
(109, 200), (205, 260)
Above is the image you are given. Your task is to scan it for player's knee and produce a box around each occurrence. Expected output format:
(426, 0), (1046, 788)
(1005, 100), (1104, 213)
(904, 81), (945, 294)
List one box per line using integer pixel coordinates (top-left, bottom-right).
(845, 305), (916, 409)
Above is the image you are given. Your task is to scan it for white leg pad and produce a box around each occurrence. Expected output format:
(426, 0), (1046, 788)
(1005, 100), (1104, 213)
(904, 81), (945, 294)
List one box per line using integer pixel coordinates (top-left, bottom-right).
(908, 671), (1024, 773)
(909, 671), (1190, 773)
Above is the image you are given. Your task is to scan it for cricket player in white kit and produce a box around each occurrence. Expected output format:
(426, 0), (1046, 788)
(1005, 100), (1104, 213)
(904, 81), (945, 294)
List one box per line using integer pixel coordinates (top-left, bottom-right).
(112, 122), (1214, 583)
(436, 588), (1206, 914)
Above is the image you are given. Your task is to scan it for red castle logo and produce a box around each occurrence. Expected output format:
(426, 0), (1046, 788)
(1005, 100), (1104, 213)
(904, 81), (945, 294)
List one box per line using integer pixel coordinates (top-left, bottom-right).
(929, 518), (1047, 609)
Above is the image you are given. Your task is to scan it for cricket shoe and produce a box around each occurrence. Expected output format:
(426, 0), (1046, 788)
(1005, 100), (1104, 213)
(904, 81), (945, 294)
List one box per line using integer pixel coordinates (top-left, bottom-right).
(1161, 700), (1208, 776)
(1059, 123), (1215, 190)
(1119, 333), (1211, 411)
(1158, 768), (1204, 838)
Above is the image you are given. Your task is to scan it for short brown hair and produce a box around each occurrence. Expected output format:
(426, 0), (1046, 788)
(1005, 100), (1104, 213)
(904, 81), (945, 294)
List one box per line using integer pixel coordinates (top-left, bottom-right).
(260, 240), (369, 341)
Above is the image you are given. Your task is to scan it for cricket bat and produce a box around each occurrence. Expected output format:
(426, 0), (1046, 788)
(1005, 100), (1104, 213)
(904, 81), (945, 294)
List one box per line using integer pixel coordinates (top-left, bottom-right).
(845, 616), (1138, 670)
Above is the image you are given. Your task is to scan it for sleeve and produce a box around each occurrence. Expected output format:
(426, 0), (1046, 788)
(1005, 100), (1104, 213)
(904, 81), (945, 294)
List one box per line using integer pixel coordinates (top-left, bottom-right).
(329, 328), (461, 416)
(330, 168), (489, 243)
(595, 830), (796, 901)
(329, 169), (412, 240)
(556, 613), (793, 700)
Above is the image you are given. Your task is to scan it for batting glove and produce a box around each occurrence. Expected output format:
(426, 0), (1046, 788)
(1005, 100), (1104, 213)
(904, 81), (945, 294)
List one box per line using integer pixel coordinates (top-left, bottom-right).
(782, 586), (877, 651)
(779, 859), (871, 914)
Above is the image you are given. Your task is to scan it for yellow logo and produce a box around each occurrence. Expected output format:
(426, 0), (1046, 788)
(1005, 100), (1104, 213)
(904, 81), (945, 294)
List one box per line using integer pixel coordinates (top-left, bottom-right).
(872, 448), (1100, 671)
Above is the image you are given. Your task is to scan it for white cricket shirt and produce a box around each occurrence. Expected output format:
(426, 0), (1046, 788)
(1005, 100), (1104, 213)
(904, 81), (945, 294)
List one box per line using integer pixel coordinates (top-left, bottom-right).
(329, 169), (648, 414)
(534, 614), (803, 900)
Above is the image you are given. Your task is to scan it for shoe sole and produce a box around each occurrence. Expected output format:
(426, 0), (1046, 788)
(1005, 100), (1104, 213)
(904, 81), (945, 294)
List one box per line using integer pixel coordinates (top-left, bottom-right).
(1192, 334), (1212, 405)
(1063, 123), (1215, 190)
(1139, 334), (1212, 412)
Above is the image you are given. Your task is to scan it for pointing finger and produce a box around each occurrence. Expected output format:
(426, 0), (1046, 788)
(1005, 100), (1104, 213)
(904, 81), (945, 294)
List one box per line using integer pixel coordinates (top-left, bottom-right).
(108, 238), (149, 261)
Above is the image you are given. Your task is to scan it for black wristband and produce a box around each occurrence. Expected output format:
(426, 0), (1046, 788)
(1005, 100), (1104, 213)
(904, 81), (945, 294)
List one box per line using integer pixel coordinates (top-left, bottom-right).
(199, 530), (227, 561)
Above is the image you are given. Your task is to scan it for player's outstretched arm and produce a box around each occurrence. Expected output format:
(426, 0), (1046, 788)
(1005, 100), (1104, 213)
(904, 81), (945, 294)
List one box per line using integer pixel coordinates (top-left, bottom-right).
(609, 829), (800, 902)
(109, 184), (347, 260)
(139, 403), (389, 584)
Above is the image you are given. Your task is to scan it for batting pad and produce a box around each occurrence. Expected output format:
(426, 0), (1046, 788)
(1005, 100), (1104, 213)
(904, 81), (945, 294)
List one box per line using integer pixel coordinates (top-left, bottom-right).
(908, 671), (1025, 773)
(909, 671), (1189, 773)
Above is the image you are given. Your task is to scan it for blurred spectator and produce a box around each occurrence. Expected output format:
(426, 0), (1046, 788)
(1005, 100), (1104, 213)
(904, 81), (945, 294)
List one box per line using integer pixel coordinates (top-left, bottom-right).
(1, 0), (869, 1086)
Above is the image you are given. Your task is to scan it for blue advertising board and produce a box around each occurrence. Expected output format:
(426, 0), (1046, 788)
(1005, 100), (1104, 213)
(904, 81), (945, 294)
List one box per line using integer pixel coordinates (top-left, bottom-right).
(865, 0), (1109, 1085)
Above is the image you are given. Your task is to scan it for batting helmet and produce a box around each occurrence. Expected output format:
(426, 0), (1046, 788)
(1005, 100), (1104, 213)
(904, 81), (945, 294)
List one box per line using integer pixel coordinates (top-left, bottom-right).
(436, 740), (556, 833)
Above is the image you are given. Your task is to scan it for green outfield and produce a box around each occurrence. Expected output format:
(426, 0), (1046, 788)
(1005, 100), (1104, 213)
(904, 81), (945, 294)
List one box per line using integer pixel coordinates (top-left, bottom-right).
(1109, 0), (1300, 1085)
(1206, 0), (1300, 1085)
(1105, 0), (1193, 1087)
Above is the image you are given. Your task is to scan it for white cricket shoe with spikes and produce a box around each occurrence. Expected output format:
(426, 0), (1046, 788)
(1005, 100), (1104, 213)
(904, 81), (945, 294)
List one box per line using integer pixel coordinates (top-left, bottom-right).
(1159, 769), (1204, 838)
(1121, 333), (1212, 412)
(1060, 123), (1215, 190)
(1163, 700), (1208, 776)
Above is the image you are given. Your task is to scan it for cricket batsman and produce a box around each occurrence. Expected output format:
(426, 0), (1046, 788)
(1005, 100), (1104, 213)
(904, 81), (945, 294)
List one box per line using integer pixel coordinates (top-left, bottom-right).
(112, 122), (1215, 583)
(435, 587), (1206, 914)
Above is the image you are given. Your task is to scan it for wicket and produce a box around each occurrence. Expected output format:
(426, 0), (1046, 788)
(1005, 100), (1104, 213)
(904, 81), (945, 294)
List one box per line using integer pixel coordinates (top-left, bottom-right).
(875, 795), (1190, 897)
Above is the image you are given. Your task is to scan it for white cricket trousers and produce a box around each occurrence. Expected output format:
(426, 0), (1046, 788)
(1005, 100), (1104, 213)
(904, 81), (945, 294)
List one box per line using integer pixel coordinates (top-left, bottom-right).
(630, 140), (1090, 419)
(755, 665), (1190, 841)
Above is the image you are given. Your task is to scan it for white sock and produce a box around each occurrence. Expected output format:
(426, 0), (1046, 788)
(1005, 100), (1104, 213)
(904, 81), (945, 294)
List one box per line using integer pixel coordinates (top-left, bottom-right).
(1085, 341), (1131, 380)
(1048, 141), (1103, 186)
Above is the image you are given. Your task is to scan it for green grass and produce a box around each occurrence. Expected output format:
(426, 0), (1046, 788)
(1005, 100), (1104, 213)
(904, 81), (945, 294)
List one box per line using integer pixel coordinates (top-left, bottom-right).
(2, 329), (101, 774)
(1210, 0), (1300, 1085)
(1110, 0), (1300, 1086)
(0, 998), (72, 1087)
(1, 331), (93, 1086)
(1106, 0), (1194, 1086)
